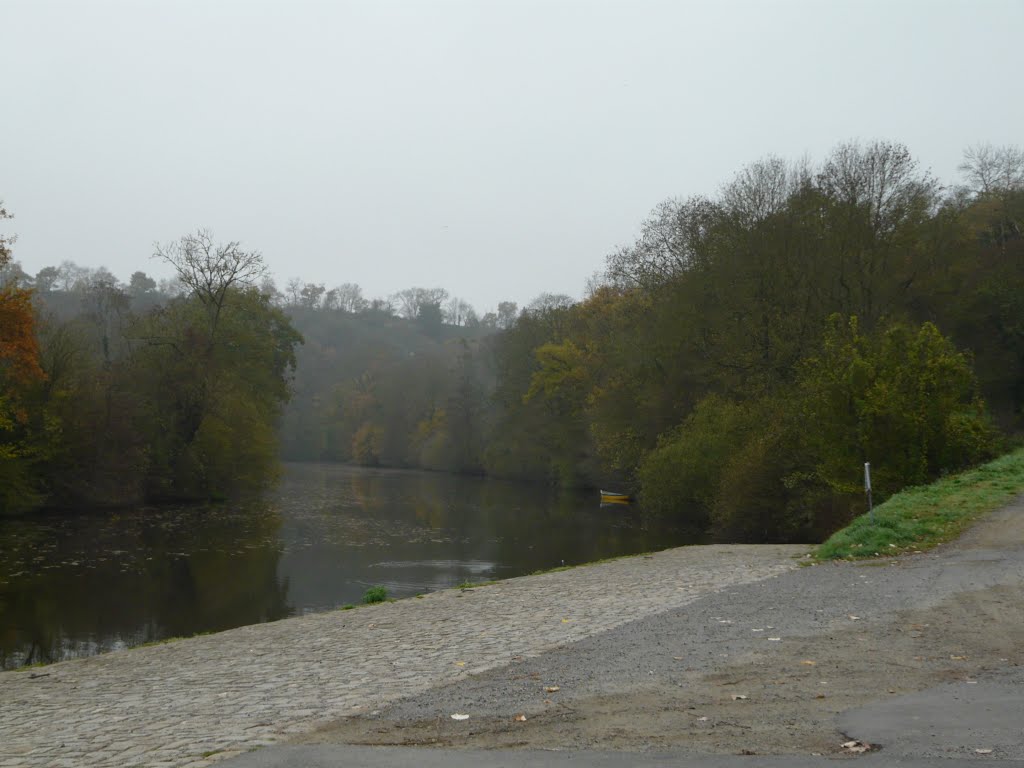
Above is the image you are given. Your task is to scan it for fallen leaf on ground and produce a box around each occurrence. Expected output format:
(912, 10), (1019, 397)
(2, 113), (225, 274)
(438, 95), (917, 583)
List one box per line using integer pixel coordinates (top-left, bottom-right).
(975, 749), (993, 755)
(451, 713), (470, 721)
(453, 661), (466, 667)
(514, 714), (527, 722)
(768, 637), (781, 641)
(544, 685), (560, 693)
(697, 716), (709, 721)
(731, 694), (748, 700)
(561, 618), (572, 623)
(950, 655), (968, 660)
(801, 660), (816, 666)
(848, 615), (860, 620)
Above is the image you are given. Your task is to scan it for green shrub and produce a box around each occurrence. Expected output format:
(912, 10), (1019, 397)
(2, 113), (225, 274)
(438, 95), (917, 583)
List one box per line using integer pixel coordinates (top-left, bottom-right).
(637, 395), (750, 522)
(362, 585), (388, 604)
(799, 315), (998, 499)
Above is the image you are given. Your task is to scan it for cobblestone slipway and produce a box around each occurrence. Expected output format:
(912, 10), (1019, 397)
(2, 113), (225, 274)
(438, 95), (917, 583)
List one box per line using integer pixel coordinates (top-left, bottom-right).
(0, 544), (804, 768)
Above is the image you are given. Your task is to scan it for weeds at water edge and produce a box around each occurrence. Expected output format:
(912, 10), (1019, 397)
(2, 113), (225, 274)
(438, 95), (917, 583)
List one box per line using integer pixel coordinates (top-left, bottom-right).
(362, 585), (388, 604)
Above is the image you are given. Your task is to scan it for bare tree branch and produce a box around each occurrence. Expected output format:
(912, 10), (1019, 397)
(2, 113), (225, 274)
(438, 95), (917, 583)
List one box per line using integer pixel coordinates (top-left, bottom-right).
(154, 229), (267, 339)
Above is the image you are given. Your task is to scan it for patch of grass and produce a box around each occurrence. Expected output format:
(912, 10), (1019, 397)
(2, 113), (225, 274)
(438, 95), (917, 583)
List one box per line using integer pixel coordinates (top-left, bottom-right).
(816, 448), (1024, 560)
(457, 580), (496, 589)
(340, 604), (356, 610)
(362, 585), (388, 604)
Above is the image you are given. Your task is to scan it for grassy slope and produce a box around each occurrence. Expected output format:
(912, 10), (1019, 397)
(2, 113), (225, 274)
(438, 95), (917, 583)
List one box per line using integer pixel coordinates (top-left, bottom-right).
(816, 447), (1024, 560)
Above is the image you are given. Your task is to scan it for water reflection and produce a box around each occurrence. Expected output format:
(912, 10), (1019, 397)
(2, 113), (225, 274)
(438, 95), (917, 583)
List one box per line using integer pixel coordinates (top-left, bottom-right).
(0, 463), (701, 669)
(0, 502), (288, 669)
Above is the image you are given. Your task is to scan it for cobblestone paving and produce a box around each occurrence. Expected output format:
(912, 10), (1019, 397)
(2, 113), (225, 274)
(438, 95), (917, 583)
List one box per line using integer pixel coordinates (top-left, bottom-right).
(0, 544), (804, 768)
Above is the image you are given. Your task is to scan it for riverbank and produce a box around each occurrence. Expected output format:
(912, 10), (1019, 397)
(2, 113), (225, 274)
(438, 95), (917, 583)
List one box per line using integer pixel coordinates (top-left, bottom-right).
(294, 497), (1024, 761)
(817, 446), (1024, 559)
(0, 544), (802, 767)
(0, 460), (700, 671)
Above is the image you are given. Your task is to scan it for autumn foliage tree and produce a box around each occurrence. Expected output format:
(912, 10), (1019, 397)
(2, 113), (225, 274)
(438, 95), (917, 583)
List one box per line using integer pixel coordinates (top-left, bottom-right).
(0, 202), (46, 512)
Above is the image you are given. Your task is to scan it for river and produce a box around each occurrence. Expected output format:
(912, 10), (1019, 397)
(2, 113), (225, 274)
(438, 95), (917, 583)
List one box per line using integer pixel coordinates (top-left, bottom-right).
(0, 462), (702, 669)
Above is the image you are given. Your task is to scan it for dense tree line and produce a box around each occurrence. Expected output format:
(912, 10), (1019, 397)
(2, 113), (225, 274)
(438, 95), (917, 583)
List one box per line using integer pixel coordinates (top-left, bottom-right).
(277, 141), (1022, 542)
(484, 142), (1022, 540)
(4, 141), (1022, 544)
(0, 226), (302, 511)
(0, 222), (521, 510)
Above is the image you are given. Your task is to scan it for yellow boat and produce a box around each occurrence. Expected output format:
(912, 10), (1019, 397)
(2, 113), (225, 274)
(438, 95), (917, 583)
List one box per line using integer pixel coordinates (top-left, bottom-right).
(600, 489), (633, 504)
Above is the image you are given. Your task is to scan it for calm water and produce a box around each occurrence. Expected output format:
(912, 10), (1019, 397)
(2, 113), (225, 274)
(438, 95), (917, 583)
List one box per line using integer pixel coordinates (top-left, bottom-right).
(0, 463), (701, 669)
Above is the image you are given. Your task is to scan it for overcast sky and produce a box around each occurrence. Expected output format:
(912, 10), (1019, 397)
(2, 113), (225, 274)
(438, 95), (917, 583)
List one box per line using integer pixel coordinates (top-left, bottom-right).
(3, 0), (1022, 312)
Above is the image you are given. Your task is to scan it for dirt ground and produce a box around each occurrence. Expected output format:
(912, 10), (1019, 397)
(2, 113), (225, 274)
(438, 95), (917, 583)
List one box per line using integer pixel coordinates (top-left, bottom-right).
(297, 504), (1024, 757)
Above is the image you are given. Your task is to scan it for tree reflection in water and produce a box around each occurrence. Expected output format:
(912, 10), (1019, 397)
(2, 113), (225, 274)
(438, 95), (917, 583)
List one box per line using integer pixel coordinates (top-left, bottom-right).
(0, 463), (700, 669)
(0, 502), (288, 669)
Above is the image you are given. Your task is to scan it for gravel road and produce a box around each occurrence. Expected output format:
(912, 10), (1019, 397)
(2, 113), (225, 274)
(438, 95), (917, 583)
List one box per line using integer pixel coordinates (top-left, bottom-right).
(294, 499), (1024, 761)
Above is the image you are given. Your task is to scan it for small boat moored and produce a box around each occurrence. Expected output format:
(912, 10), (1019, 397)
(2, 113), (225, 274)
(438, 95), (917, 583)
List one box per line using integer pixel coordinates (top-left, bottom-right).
(599, 489), (633, 504)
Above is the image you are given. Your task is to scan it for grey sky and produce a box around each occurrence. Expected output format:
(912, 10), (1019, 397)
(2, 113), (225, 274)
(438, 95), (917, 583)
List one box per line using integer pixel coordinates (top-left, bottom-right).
(3, 0), (1022, 312)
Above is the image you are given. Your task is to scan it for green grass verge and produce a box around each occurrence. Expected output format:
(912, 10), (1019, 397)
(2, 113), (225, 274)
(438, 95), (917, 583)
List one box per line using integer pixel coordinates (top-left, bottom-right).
(816, 447), (1024, 560)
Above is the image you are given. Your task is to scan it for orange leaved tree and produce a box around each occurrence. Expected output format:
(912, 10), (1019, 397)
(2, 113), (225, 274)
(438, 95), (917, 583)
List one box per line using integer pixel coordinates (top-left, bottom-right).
(1, 202), (46, 511)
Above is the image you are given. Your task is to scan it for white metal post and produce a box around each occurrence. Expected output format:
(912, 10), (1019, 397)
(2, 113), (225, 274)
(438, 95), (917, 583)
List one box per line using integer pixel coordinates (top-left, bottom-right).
(864, 462), (874, 523)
